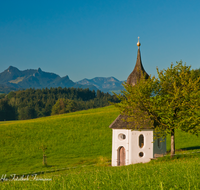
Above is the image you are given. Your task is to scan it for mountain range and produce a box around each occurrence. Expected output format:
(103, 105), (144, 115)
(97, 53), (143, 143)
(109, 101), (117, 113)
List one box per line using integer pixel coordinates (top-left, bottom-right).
(0, 66), (124, 94)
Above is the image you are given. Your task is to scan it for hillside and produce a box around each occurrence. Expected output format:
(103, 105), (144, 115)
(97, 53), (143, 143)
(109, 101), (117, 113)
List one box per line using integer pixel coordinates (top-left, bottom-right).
(0, 106), (119, 175)
(1, 87), (119, 121)
(0, 106), (200, 189)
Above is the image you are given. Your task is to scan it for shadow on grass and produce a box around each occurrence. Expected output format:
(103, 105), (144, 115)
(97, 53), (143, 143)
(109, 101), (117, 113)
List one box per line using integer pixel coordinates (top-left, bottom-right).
(166, 146), (200, 154)
(180, 146), (200, 151)
(43, 165), (58, 168)
(155, 146), (200, 162)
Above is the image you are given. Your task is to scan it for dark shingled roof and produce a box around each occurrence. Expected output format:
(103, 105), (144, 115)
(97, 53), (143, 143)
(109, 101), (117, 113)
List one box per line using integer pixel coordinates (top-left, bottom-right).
(110, 43), (152, 129)
(127, 47), (149, 86)
(109, 115), (129, 129)
(109, 114), (153, 129)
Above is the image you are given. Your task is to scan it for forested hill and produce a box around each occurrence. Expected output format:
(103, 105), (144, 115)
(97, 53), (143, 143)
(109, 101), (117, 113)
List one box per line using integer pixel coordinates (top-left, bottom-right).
(0, 87), (119, 121)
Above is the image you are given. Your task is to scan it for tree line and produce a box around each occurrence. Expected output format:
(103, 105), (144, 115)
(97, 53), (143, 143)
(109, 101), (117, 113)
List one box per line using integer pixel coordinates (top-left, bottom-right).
(0, 87), (119, 121)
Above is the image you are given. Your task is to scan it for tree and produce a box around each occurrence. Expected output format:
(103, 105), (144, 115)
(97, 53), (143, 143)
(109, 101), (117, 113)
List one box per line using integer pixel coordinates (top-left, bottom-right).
(51, 98), (78, 115)
(0, 99), (17, 121)
(18, 106), (37, 120)
(116, 61), (200, 158)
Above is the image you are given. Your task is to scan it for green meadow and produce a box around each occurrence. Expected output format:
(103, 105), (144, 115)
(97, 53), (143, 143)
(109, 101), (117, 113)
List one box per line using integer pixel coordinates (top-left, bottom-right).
(0, 106), (119, 175)
(0, 105), (200, 189)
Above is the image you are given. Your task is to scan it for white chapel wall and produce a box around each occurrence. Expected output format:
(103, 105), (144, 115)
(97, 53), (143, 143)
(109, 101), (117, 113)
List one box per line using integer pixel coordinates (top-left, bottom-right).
(131, 130), (154, 164)
(111, 129), (132, 166)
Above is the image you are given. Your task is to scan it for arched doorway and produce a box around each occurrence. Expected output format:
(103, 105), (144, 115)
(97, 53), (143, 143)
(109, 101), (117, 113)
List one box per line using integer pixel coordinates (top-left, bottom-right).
(118, 146), (126, 166)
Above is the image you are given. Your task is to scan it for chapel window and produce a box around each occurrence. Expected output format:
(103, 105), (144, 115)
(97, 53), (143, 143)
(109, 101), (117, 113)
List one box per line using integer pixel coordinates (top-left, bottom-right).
(139, 134), (144, 148)
(139, 152), (144, 157)
(118, 133), (126, 140)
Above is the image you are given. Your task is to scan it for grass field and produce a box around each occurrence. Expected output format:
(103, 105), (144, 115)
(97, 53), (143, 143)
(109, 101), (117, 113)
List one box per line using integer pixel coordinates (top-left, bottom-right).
(0, 106), (119, 175)
(0, 105), (200, 189)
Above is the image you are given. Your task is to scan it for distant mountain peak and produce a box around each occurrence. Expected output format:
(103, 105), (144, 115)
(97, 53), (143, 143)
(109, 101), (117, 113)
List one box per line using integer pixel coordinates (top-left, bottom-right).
(8, 66), (15, 69)
(7, 66), (20, 72)
(37, 68), (42, 72)
(76, 76), (124, 93)
(62, 75), (69, 80)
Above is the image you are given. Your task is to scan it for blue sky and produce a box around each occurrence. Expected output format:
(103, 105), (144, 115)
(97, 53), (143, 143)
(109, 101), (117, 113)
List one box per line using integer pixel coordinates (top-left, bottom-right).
(0, 0), (200, 81)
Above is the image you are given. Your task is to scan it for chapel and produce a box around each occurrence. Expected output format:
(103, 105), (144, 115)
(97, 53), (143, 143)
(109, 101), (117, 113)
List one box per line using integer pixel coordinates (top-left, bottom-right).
(109, 38), (166, 166)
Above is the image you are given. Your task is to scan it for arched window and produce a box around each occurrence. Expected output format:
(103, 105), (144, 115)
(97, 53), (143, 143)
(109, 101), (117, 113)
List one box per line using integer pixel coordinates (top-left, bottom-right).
(139, 134), (144, 148)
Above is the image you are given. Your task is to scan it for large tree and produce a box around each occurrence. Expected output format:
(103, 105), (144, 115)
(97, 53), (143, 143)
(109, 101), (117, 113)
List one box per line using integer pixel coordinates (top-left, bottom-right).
(51, 98), (78, 115)
(116, 61), (200, 157)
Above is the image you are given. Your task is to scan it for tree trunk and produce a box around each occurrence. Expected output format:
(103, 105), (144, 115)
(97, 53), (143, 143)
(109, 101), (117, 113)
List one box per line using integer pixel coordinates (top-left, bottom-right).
(170, 129), (175, 158)
(43, 154), (47, 166)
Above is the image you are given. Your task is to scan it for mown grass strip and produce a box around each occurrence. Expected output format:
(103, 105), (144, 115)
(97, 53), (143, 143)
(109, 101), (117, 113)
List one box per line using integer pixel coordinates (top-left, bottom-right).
(1, 153), (200, 190)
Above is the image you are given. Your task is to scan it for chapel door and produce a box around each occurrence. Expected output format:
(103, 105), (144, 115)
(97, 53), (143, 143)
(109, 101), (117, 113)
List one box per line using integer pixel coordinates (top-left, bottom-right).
(119, 147), (126, 166)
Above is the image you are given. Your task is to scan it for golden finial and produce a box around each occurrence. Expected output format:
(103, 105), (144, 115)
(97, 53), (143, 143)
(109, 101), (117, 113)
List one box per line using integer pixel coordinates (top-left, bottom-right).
(137, 36), (141, 47)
